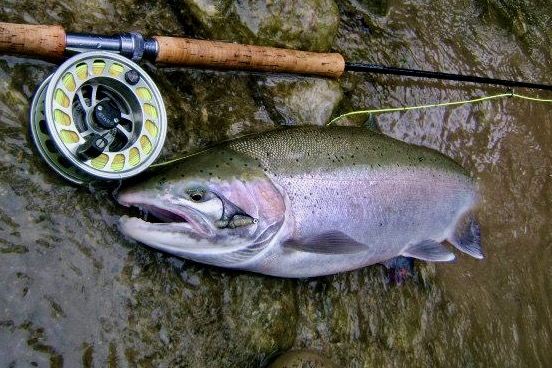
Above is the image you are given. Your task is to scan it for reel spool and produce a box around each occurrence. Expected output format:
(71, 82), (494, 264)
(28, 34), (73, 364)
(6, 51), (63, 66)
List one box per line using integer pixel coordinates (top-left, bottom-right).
(30, 51), (167, 185)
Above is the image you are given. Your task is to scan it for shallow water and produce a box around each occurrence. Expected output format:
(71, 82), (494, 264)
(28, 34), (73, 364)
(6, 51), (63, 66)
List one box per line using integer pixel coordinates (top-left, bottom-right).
(1, 0), (552, 367)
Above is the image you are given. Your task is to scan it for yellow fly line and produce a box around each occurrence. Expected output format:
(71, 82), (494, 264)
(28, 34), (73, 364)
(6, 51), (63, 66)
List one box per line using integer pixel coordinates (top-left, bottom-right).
(152, 91), (552, 168)
(328, 92), (552, 125)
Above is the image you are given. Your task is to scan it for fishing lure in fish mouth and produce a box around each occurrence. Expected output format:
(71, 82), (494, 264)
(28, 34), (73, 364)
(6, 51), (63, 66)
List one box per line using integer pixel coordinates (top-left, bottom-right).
(189, 188), (259, 229)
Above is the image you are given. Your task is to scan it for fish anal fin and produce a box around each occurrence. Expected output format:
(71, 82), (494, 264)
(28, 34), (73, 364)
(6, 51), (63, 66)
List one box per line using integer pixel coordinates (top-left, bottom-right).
(448, 213), (483, 259)
(381, 256), (415, 285)
(402, 240), (455, 262)
(283, 231), (367, 254)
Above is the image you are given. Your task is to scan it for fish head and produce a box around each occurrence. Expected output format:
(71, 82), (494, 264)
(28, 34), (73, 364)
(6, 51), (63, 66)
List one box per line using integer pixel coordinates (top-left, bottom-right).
(116, 147), (287, 266)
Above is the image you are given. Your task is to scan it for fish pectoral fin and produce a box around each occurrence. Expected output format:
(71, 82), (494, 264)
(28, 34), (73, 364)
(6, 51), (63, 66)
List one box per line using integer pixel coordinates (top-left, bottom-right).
(402, 240), (455, 262)
(448, 213), (483, 259)
(283, 231), (367, 254)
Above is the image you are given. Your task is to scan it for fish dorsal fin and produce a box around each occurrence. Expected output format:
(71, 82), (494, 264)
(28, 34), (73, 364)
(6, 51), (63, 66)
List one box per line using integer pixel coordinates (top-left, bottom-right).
(283, 231), (368, 254)
(402, 240), (455, 262)
(448, 214), (483, 259)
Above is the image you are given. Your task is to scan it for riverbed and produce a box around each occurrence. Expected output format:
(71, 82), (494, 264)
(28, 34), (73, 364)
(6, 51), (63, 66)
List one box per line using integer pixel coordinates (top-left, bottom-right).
(1, 0), (551, 366)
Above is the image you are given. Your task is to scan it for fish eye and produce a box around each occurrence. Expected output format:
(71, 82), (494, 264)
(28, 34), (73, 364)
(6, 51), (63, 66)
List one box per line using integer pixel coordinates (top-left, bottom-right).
(187, 188), (206, 202)
(191, 193), (203, 201)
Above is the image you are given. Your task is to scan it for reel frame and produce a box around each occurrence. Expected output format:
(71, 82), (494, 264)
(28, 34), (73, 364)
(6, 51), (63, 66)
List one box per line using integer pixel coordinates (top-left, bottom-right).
(30, 51), (167, 185)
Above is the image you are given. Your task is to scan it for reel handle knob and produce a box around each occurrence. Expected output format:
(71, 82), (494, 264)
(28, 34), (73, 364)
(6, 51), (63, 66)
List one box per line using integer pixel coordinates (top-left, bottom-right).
(77, 134), (109, 161)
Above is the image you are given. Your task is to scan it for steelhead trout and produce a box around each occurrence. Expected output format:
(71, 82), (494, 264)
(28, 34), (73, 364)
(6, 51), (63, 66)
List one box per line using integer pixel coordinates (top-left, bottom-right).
(117, 126), (482, 278)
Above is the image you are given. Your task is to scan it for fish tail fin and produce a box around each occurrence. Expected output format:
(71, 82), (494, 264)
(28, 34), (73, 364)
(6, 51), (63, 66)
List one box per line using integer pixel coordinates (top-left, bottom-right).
(448, 213), (483, 259)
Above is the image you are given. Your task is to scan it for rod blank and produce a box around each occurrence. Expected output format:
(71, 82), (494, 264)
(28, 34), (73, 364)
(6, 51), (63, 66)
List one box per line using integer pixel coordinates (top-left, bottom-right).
(345, 62), (552, 91)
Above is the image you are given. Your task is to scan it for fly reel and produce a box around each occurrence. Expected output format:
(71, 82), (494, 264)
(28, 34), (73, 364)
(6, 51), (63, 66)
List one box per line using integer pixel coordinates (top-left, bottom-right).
(30, 51), (167, 185)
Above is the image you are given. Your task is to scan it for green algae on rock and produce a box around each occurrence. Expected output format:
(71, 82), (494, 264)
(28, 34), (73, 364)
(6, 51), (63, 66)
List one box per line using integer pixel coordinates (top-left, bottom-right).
(172, 0), (340, 51)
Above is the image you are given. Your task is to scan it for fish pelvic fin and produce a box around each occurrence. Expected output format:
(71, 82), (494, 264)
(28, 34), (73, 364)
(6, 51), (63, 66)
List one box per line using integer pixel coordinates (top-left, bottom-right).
(448, 213), (483, 259)
(402, 240), (455, 262)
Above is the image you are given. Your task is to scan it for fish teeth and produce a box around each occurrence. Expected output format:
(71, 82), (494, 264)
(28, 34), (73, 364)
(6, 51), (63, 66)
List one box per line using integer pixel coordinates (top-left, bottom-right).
(139, 207), (149, 221)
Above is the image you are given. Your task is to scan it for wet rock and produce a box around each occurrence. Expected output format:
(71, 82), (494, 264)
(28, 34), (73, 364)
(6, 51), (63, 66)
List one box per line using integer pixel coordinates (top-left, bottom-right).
(220, 275), (298, 355)
(269, 350), (343, 368)
(2, 0), (552, 367)
(172, 0), (340, 51)
(155, 69), (277, 157)
(476, 0), (552, 60)
(258, 77), (343, 126)
(354, 0), (391, 17)
(0, 0), (183, 35)
(115, 259), (299, 366)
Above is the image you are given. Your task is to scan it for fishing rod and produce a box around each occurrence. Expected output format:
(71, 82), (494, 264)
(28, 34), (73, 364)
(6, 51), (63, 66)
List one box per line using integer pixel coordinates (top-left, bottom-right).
(2, 22), (551, 89)
(1, 22), (551, 185)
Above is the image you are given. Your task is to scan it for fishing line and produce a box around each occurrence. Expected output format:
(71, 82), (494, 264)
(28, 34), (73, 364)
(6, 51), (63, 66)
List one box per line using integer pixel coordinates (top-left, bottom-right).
(328, 91), (552, 125)
(152, 91), (552, 168)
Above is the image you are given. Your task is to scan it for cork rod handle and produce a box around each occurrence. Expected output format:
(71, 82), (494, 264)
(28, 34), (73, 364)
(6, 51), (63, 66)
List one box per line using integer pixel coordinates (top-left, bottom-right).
(0, 22), (346, 78)
(0, 22), (66, 58)
(154, 36), (345, 78)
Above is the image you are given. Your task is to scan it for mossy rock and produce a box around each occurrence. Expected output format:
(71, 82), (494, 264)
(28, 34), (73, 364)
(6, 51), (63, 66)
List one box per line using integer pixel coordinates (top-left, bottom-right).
(172, 0), (340, 51)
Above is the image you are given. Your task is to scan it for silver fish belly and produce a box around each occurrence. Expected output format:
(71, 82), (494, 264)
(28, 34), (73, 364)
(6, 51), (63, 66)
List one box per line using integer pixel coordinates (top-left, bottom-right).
(117, 126), (482, 278)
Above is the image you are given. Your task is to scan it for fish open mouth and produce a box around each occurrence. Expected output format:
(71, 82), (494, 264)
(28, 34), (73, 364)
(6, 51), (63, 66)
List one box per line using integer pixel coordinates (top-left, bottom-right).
(117, 194), (215, 238)
(134, 204), (189, 224)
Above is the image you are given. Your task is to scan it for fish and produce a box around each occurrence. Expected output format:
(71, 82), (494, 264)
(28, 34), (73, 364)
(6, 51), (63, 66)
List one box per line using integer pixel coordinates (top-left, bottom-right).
(117, 125), (482, 278)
